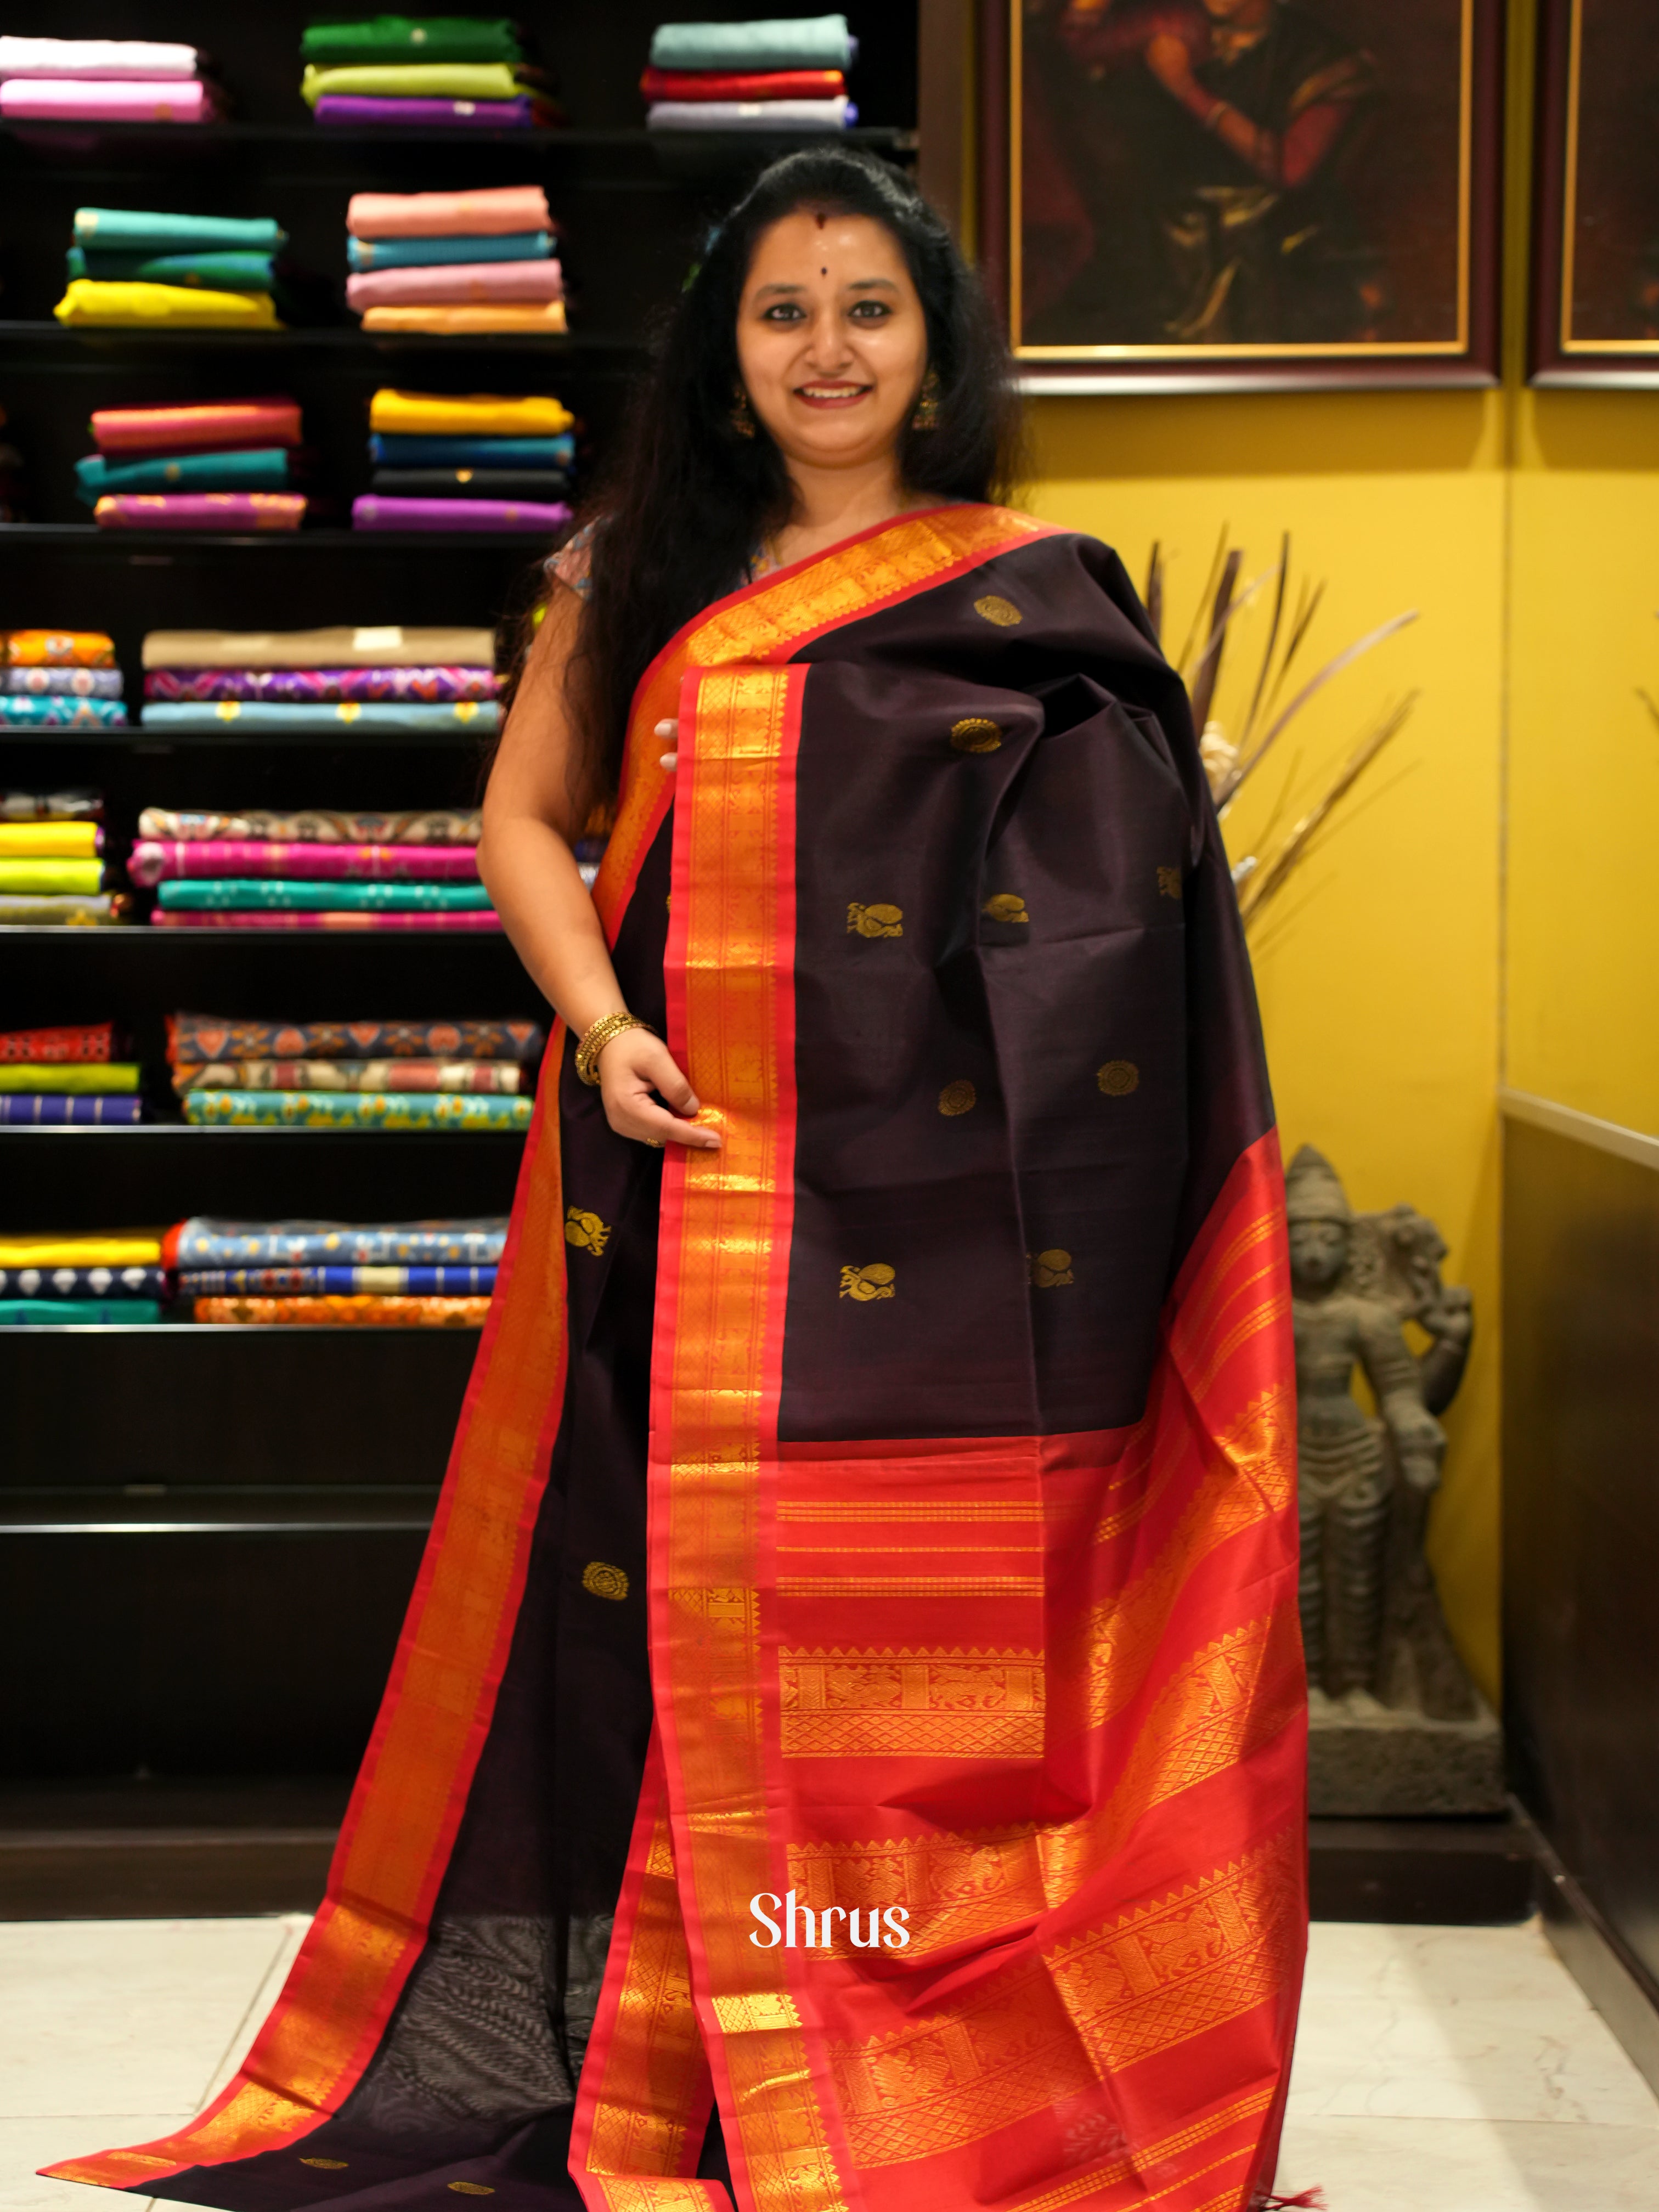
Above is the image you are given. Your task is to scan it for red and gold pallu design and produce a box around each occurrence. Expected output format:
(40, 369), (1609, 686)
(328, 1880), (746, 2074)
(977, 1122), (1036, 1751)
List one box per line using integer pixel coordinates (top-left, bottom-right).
(48, 506), (1302, 2212)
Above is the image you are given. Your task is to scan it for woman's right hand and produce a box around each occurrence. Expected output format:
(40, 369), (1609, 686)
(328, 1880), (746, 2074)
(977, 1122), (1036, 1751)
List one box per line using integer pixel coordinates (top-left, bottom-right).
(597, 1023), (720, 1149)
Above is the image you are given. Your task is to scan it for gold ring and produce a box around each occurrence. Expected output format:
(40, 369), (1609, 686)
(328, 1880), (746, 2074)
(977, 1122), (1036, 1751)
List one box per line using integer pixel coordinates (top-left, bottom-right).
(643, 1137), (664, 1148)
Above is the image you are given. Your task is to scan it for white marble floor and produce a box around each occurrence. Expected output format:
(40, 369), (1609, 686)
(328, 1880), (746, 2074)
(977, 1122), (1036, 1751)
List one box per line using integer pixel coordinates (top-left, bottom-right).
(1, 1915), (1654, 2210)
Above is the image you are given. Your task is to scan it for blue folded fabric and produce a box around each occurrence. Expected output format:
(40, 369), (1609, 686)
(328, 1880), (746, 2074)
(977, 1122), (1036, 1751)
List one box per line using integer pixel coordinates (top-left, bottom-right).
(367, 432), (575, 467)
(648, 13), (855, 70)
(0, 695), (126, 727)
(0, 668), (123, 698)
(157, 879), (494, 911)
(67, 247), (278, 292)
(76, 449), (295, 505)
(140, 700), (499, 733)
(72, 209), (287, 254)
(347, 231), (552, 272)
(172, 1218), (510, 1267)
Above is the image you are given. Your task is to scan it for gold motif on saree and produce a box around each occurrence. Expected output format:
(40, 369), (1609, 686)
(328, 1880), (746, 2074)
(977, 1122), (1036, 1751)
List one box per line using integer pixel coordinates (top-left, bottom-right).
(1097, 1060), (1140, 1096)
(300, 2159), (347, 2169)
(565, 1206), (611, 1256)
(1029, 1249), (1074, 1288)
(839, 1262), (895, 1302)
(778, 1574), (1043, 1599)
(789, 1826), (1043, 1960)
(780, 1648), (1045, 1759)
(1156, 866), (1183, 900)
(583, 1561), (630, 1601)
(938, 1079), (977, 1115)
(448, 2185), (494, 2195)
(981, 892), (1028, 924)
(949, 716), (1003, 753)
(847, 901), (903, 938)
(779, 1499), (1043, 1522)
(712, 1991), (803, 2032)
(973, 594), (1023, 627)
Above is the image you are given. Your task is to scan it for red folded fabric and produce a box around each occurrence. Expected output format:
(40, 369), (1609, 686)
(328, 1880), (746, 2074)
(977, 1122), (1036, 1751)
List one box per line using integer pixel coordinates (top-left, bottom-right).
(91, 400), (303, 455)
(639, 66), (846, 101)
(0, 1021), (114, 1063)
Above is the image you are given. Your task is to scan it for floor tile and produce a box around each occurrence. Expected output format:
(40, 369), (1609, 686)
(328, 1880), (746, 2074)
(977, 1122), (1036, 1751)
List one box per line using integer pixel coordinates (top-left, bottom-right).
(1274, 2114), (1659, 2210)
(0, 2118), (189, 2212)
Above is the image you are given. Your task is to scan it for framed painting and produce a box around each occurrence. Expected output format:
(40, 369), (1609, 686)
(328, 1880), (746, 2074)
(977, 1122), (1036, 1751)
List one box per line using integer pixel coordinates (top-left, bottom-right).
(1531, 0), (1659, 385)
(974, 0), (1505, 389)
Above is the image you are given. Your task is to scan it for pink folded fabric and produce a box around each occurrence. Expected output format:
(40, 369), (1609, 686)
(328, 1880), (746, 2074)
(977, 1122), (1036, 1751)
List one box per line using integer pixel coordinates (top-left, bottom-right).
(0, 78), (218, 122)
(94, 493), (306, 531)
(346, 185), (551, 240)
(131, 839), (481, 885)
(152, 909), (504, 932)
(352, 494), (571, 533)
(92, 400), (302, 454)
(346, 258), (563, 311)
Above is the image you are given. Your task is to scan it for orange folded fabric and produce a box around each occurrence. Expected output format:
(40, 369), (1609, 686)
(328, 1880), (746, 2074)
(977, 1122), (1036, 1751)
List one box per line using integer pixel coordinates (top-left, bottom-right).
(3, 629), (116, 668)
(193, 1294), (491, 1325)
(358, 302), (567, 334)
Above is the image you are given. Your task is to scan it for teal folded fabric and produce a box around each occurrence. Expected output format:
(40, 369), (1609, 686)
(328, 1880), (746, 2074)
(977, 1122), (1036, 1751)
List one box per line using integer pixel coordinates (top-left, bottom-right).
(648, 13), (853, 70)
(156, 878), (494, 910)
(347, 232), (551, 272)
(183, 1090), (530, 1130)
(68, 247), (278, 292)
(0, 1300), (163, 1326)
(76, 450), (294, 505)
(139, 700), (499, 733)
(72, 209), (287, 254)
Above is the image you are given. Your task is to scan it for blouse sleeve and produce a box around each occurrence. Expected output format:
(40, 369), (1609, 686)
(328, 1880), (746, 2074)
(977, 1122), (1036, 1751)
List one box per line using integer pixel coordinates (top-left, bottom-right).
(546, 519), (595, 598)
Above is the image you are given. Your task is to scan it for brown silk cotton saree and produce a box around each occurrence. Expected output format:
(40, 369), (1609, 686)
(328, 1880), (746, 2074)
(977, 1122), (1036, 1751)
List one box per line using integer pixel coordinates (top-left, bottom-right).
(50, 505), (1306, 2212)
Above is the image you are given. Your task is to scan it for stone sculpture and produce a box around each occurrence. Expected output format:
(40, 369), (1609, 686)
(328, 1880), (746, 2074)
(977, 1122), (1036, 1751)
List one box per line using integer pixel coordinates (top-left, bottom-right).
(1286, 1145), (1503, 1814)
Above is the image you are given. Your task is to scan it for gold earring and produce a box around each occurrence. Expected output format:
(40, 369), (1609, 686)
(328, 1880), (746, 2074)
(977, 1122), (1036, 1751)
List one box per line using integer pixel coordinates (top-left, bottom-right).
(730, 382), (756, 439)
(911, 368), (941, 430)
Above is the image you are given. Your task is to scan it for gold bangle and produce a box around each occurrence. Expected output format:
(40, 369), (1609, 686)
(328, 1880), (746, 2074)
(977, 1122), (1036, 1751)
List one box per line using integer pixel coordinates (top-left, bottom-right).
(575, 1010), (652, 1086)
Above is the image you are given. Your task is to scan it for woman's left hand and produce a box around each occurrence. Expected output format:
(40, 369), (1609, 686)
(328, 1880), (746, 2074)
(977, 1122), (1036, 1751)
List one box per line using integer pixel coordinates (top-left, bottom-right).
(656, 717), (678, 771)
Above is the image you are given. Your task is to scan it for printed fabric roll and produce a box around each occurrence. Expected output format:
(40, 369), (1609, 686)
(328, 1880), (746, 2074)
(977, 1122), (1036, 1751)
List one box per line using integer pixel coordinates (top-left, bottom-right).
(77, 451), (294, 503)
(139, 699), (498, 732)
(69, 249), (276, 292)
(648, 13), (855, 71)
(0, 1095), (142, 1124)
(0, 81), (219, 123)
(347, 259), (562, 309)
(0, 1020), (115, 1061)
(57, 281), (281, 329)
(0, 789), (103, 819)
(0, 1063), (139, 1093)
(95, 493), (305, 531)
(368, 431), (573, 467)
(194, 1294), (489, 1326)
(92, 400), (302, 453)
(0, 1233), (162, 1268)
(314, 95), (538, 127)
(348, 231), (551, 271)
(639, 67), (845, 101)
(140, 625), (494, 670)
(358, 303), (566, 334)
(156, 878), (492, 912)
(0, 696), (126, 728)
(369, 470), (569, 502)
(0, 36), (201, 77)
(142, 669), (495, 705)
(177, 1059), (520, 1094)
(0, 859), (103, 894)
(0, 1298), (162, 1324)
(352, 494), (571, 532)
(4, 630), (115, 667)
(132, 839), (480, 884)
(301, 19), (523, 66)
(0, 822), (101, 854)
(167, 1013), (543, 1063)
(182, 1090), (531, 1130)
(1, 666), (124, 698)
(647, 98), (854, 131)
(0, 1263), (166, 1299)
(302, 61), (523, 104)
(369, 388), (572, 436)
(166, 1218), (509, 1267)
(74, 210), (287, 253)
(180, 1263), (496, 1295)
(139, 806), (482, 842)
(152, 909), (501, 933)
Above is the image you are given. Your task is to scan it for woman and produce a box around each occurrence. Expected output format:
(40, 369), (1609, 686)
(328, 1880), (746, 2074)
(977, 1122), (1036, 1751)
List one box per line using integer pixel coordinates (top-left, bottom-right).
(52, 151), (1307, 2212)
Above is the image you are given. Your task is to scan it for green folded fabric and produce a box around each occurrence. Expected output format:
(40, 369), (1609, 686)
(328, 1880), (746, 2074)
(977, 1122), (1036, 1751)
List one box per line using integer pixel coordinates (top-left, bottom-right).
(72, 210), (287, 254)
(0, 1300), (163, 1326)
(0, 1064), (140, 1093)
(69, 247), (277, 292)
(301, 16), (523, 65)
(301, 60), (522, 104)
(157, 879), (494, 911)
(184, 1089), (531, 1130)
(76, 450), (294, 505)
(0, 859), (103, 894)
(648, 13), (853, 71)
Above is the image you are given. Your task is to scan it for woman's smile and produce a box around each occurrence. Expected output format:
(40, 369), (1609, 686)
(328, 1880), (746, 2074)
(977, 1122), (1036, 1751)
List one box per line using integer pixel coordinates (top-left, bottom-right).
(794, 380), (873, 407)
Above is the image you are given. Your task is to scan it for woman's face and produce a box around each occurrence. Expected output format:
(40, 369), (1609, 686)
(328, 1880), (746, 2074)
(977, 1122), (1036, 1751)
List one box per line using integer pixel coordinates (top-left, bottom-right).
(735, 209), (929, 473)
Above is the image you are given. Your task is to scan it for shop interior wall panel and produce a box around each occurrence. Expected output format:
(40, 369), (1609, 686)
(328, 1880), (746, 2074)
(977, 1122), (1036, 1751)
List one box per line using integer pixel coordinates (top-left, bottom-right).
(1503, 1112), (1659, 1998)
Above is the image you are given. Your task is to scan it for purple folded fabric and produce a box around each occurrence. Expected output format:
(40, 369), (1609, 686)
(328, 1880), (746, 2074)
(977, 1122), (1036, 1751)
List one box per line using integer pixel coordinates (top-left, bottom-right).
(313, 94), (536, 128)
(151, 909), (505, 932)
(346, 259), (563, 309)
(132, 839), (481, 884)
(352, 495), (571, 534)
(144, 667), (498, 704)
(0, 78), (219, 122)
(95, 493), (307, 532)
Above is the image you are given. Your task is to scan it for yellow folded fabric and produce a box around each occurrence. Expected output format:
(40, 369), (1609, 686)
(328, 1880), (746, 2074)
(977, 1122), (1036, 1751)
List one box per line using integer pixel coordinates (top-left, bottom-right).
(301, 61), (523, 104)
(0, 859), (103, 894)
(54, 280), (283, 329)
(369, 388), (573, 437)
(360, 302), (568, 334)
(0, 1064), (140, 1094)
(0, 823), (100, 856)
(0, 1234), (162, 1267)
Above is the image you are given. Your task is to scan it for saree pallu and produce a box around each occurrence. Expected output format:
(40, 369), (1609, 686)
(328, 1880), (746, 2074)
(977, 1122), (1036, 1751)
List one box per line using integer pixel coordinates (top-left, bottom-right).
(0, 1020), (115, 1060)
(176, 1061), (521, 1094)
(194, 1295), (490, 1327)
(180, 1265), (498, 1297)
(167, 1013), (542, 1063)
(133, 840), (480, 884)
(182, 1091), (531, 1131)
(142, 673), (496, 706)
(56, 507), (1303, 2212)
(0, 1263), (165, 1299)
(0, 1094), (140, 1122)
(165, 1218), (508, 1267)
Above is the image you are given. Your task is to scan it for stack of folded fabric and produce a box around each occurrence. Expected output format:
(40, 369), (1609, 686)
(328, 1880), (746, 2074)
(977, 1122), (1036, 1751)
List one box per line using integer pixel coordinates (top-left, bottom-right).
(0, 788), (129, 928)
(644, 13), (856, 131)
(138, 625), (499, 759)
(0, 1021), (142, 1125)
(0, 1229), (166, 1326)
(346, 184), (564, 336)
(0, 36), (222, 125)
(169, 1210), (510, 1324)
(57, 208), (286, 331)
(78, 398), (307, 534)
(164, 1007), (538, 1130)
(301, 16), (549, 129)
(1, 632), (126, 727)
(356, 390), (573, 533)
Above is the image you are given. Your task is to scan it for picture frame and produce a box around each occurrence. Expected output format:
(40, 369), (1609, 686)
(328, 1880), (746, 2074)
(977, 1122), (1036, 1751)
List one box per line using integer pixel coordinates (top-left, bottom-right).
(1530, 0), (1659, 386)
(972, 0), (1505, 391)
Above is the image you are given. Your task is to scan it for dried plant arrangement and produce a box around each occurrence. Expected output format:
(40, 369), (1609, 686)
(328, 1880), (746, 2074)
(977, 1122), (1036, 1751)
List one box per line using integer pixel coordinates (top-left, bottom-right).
(1145, 529), (1419, 932)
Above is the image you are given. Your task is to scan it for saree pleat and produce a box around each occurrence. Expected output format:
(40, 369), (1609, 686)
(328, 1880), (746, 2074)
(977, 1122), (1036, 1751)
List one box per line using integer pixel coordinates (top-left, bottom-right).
(51, 507), (1301, 2212)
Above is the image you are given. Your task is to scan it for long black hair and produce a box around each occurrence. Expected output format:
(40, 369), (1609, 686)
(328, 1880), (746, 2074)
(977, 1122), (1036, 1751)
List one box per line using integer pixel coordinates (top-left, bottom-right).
(556, 147), (1024, 816)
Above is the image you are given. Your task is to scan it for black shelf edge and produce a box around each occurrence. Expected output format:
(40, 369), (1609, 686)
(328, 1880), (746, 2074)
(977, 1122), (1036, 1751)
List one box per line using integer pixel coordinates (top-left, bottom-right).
(0, 120), (914, 153)
(0, 1322), (479, 1338)
(0, 1122), (527, 1137)
(0, 924), (521, 939)
(0, 321), (644, 357)
(0, 524), (563, 553)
